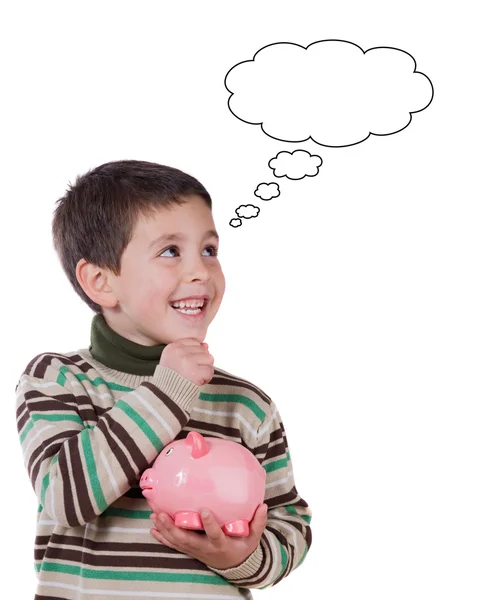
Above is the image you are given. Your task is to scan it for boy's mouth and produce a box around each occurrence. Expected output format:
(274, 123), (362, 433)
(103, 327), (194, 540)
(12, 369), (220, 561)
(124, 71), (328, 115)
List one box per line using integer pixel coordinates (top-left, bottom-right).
(169, 299), (209, 315)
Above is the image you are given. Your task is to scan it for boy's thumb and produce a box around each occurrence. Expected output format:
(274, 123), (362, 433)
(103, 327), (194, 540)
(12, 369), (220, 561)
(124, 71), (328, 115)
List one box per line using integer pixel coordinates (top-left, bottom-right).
(251, 504), (268, 533)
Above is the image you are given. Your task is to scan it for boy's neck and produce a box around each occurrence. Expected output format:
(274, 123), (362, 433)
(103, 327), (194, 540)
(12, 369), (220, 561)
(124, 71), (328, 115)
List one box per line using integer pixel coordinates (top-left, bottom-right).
(89, 313), (167, 375)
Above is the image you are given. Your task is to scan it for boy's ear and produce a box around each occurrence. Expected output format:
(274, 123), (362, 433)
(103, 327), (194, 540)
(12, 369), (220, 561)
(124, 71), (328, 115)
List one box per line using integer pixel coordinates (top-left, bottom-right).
(76, 258), (119, 309)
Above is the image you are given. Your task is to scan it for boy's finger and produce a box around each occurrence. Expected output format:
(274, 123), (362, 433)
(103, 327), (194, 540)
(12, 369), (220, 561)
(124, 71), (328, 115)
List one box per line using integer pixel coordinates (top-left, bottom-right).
(250, 504), (268, 537)
(201, 509), (224, 543)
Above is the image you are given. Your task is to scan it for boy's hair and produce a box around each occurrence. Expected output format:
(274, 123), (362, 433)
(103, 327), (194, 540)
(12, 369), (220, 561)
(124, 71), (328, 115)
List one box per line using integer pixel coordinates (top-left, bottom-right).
(52, 159), (213, 314)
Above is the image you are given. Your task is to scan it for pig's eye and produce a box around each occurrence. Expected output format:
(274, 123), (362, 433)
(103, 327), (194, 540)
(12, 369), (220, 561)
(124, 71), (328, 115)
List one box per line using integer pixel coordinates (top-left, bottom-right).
(165, 448), (174, 456)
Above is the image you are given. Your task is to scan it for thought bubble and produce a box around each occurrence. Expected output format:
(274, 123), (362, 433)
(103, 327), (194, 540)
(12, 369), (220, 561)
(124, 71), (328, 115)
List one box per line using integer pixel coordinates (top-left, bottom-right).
(236, 204), (260, 218)
(269, 150), (322, 180)
(254, 182), (280, 200)
(225, 39), (434, 147)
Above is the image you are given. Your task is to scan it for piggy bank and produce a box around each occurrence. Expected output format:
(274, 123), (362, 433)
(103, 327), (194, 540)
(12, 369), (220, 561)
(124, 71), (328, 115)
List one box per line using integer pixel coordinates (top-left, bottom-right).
(140, 431), (266, 536)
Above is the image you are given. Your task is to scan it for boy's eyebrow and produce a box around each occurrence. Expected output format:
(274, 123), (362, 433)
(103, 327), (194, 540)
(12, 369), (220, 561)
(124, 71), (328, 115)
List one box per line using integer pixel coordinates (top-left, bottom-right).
(148, 230), (219, 250)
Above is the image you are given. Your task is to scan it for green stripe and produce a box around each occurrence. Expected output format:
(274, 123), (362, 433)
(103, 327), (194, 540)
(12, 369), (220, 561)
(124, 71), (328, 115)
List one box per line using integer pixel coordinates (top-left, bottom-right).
(39, 562), (228, 584)
(40, 455), (58, 505)
(58, 367), (267, 424)
(263, 457), (288, 473)
(114, 399), (164, 452)
(260, 541), (289, 589)
(40, 472), (50, 505)
(278, 543), (288, 579)
(285, 504), (312, 524)
(199, 392), (265, 422)
(101, 507), (152, 519)
(80, 429), (106, 512)
(20, 419), (34, 444)
(58, 365), (134, 392)
(32, 413), (84, 425)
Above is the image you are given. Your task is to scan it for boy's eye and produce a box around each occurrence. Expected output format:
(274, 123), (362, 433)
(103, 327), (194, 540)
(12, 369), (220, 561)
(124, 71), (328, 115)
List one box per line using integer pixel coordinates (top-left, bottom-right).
(159, 245), (218, 258)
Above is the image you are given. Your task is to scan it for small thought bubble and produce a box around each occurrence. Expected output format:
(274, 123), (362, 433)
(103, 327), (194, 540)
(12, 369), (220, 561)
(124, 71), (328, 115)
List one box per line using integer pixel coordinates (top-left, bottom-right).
(229, 218), (242, 228)
(236, 204), (260, 219)
(269, 150), (322, 180)
(254, 182), (280, 200)
(225, 39), (434, 147)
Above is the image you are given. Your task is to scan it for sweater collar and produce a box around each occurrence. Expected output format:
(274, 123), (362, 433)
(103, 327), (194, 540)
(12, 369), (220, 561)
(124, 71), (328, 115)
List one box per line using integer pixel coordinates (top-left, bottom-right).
(89, 313), (167, 375)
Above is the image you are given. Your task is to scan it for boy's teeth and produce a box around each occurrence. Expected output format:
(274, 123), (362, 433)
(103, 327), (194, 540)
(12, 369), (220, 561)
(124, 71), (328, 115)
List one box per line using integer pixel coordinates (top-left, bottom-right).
(171, 299), (205, 309)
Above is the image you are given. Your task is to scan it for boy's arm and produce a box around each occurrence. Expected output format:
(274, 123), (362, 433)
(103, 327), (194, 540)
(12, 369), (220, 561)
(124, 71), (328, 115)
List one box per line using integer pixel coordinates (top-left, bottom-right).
(15, 354), (200, 528)
(209, 400), (313, 589)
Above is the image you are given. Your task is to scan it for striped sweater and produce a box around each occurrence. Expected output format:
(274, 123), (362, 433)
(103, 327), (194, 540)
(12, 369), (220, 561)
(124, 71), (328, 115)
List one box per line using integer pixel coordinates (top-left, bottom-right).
(15, 314), (312, 599)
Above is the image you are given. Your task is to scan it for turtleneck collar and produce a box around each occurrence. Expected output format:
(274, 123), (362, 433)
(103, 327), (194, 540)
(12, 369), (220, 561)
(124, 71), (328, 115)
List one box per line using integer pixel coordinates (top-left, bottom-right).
(89, 313), (167, 375)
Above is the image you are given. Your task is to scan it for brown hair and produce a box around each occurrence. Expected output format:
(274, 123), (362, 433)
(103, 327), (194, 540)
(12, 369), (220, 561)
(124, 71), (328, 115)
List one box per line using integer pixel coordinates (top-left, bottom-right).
(52, 159), (212, 314)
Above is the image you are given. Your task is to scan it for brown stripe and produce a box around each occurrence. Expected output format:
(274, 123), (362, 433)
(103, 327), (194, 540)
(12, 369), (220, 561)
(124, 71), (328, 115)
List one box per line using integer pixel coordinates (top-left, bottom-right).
(211, 370), (272, 406)
(58, 444), (78, 526)
(44, 542), (211, 571)
(266, 487), (299, 508)
(23, 398), (78, 414)
(249, 535), (274, 586)
(123, 485), (145, 499)
(30, 431), (75, 485)
(67, 436), (93, 524)
(266, 526), (294, 582)
(175, 425), (257, 455)
(98, 415), (142, 484)
(263, 441), (287, 462)
(141, 381), (188, 426)
(32, 354), (75, 379)
(185, 419), (242, 440)
(292, 491), (308, 507)
(103, 412), (149, 478)
(17, 407), (30, 432)
(306, 524), (313, 549)
(16, 397), (28, 419)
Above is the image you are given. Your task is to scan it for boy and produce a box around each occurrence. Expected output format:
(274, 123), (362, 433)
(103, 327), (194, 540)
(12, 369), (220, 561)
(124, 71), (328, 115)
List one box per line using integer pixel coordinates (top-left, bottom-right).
(15, 160), (312, 599)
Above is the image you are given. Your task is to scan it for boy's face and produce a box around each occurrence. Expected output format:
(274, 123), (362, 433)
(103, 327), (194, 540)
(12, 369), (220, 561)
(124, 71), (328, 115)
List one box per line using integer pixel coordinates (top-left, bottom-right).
(99, 195), (225, 346)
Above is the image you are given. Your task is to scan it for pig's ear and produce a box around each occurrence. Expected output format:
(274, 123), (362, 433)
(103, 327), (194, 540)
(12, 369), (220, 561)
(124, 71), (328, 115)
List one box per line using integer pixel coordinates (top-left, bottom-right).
(185, 431), (209, 459)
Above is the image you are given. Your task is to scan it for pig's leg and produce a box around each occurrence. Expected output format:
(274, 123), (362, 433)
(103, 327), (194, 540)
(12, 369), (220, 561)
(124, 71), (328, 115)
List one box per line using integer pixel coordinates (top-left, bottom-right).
(173, 511), (203, 530)
(222, 520), (250, 537)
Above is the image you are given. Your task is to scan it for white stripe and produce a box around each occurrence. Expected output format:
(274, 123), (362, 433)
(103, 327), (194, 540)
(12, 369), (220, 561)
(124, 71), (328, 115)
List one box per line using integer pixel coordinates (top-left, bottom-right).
(80, 386), (113, 400)
(23, 423), (56, 461)
(265, 470), (293, 489)
(258, 406), (278, 437)
(38, 521), (152, 534)
(50, 472), (56, 518)
(39, 581), (241, 598)
(100, 450), (120, 498)
(269, 512), (303, 539)
(192, 407), (257, 437)
(17, 377), (59, 390)
(86, 523), (150, 534)
(129, 390), (174, 438)
(263, 528), (280, 586)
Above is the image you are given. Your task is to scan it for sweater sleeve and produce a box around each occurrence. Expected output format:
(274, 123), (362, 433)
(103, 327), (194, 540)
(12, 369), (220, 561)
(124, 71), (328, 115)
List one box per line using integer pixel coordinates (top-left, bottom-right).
(15, 355), (200, 528)
(209, 400), (313, 588)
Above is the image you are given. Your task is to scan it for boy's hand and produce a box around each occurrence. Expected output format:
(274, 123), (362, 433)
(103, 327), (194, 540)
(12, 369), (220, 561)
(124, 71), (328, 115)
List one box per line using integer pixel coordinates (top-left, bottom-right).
(159, 339), (214, 386)
(150, 504), (268, 570)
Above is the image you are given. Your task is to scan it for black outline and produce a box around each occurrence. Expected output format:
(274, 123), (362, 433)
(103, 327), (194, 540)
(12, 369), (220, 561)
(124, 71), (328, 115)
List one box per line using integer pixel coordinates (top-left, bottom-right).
(235, 204), (261, 219)
(268, 149), (323, 180)
(254, 182), (281, 200)
(224, 39), (434, 148)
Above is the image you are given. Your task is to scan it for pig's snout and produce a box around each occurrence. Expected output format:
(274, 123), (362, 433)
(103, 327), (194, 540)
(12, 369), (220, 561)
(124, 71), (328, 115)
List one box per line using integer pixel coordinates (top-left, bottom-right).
(140, 468), (155, 490)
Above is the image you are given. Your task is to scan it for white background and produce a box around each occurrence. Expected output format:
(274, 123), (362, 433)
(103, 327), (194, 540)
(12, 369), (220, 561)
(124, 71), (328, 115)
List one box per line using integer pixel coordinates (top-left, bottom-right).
(1, 1), (492, 598)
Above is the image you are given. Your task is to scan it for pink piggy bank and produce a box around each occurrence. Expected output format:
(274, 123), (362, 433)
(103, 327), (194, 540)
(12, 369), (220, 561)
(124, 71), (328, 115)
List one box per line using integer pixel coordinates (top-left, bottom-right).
(140, 431), (266, 537)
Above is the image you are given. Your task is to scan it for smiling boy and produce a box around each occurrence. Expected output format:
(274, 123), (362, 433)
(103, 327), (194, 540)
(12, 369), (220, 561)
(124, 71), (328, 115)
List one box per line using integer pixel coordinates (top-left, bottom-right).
(15, 160), (312, 599)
